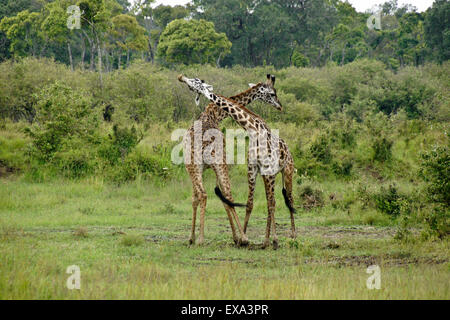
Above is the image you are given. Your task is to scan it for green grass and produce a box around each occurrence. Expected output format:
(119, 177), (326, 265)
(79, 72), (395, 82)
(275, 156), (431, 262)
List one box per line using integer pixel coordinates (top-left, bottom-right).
(0, 176), (448, 299)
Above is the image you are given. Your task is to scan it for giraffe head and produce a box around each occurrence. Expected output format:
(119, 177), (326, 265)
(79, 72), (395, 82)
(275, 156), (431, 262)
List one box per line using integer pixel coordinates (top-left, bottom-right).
(178, 74), (214, 106)
(248, 74), (282, 111)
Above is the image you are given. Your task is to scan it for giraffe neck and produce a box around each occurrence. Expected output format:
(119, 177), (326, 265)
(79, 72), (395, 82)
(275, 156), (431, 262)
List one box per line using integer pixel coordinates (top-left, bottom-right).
(204, 84), (261, 123)
(206, 91), (267, 133)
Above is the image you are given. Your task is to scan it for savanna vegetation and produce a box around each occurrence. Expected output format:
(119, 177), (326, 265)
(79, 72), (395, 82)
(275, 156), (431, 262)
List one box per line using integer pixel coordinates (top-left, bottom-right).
(0, 0), (449, 300)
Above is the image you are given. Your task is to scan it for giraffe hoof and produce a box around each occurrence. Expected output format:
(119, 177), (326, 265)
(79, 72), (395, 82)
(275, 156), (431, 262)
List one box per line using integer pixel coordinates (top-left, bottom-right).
(262, 241), (270, 249)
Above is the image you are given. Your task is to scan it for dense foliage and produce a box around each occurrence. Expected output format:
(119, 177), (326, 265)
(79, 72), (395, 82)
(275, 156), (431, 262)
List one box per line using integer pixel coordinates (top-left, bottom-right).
(0, 58), (448, 241)
(0, 0), (449, 69)
(0, 1), (448, 241)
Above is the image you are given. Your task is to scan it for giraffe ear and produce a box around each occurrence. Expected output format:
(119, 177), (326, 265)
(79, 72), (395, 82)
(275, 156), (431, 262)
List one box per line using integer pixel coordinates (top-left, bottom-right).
(271, 75), (276, 85)
(249, 83), (257, 88)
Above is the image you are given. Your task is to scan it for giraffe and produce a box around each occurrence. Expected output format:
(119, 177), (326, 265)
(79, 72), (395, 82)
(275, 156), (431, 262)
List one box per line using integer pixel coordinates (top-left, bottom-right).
(178, 74), (296, 249)
(183, 76), (284, 246)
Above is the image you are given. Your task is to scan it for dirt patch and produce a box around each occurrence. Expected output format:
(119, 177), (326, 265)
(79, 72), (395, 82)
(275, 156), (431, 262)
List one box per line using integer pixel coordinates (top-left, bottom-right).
(305, 254), (448, 267)
(365, 165), (384, 182)
(196, 256), (258, 266)
(243, 223), (398, 240)
(300, 226), (397, 239)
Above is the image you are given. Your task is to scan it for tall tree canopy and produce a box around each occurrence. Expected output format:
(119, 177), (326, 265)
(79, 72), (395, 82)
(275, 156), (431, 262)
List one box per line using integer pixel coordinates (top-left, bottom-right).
(0, 0), (448, 68)
(424, 0), (450, 62)
(157, 19), (231, 65)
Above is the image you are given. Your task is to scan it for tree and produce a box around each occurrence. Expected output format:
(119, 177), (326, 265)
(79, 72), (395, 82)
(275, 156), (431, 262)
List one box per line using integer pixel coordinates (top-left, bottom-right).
(110, 14), (148, 67)
(153, 4), (189, 29)
(397, 12), (427, 66)
(133, 1), (188, 64)
(424, 0), (450, 62)
(193, 0), (339, 67)
(157, 19), (231, 65)
(0, 10), (45, 58)
(0, 0), (43, 62)
(77, 0), (122, 83)
(42, 0), (76, 70)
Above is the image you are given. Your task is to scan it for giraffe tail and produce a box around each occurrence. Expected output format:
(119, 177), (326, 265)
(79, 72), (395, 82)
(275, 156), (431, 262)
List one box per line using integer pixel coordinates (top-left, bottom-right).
(214, 186), (246, 208)
(282, 188), (296, 214)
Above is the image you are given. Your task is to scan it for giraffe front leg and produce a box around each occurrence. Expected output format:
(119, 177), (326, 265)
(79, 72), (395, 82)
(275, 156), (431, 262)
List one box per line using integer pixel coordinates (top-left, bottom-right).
(243, 165), (258, 240)
(187, 164), (204, 245)
(197, 190), (207, 245)
(263, 175), (278, 249)
(190, 192), (199, 245)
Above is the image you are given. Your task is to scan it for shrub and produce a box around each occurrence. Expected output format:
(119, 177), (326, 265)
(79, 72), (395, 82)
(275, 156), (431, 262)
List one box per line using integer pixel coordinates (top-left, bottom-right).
(26, 82), (99, 162)
(372, 136), (393, 162)
(54, 147), (96, 178)
(419, 146), (450, 207)
(374, 184), (410, 217)
(368, 75), (435, 119)
(291, 51), (310, 68)
(0, 58), (88, 121)
(420, 205), (449, 240)
(109, 144), (174, 184)
(298, 185), (324, 210)
(310, 135), (332, 164)
(99, 125), (142, 165)
(332, 159), (353, 177)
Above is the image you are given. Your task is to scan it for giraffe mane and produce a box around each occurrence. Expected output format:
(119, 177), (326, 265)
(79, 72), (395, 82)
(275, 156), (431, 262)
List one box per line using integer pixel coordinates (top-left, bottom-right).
(229, 82), (263, 102)
(217, 94), (266, 122)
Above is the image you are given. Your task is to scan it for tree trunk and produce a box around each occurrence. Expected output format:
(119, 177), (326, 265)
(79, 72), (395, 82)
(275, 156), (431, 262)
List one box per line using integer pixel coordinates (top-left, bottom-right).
(118, 52), (121, 70)
(95, 31), (103, 87)
(80, 34), (86, 70)
(148, 37), (154, 64)
(67, 41), (74, 71)
(126, 49), (130, 67)
(89, 42), (95, 71)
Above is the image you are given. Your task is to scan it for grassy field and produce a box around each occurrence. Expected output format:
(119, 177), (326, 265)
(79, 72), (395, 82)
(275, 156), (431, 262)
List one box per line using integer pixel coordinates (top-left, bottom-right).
(0, 59), (448, 300)
(0, 174), (448, 299)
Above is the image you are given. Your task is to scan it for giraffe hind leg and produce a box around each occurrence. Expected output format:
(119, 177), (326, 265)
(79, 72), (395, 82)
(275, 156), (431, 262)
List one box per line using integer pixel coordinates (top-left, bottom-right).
(212, 164), (247, 246)
(186, 164), (206, 245)
(262, 175), (277, 249)
(282, 163), (297, 239)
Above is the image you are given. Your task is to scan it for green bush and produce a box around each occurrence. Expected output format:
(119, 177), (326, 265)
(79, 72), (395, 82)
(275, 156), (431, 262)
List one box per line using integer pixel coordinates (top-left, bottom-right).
(291, 51), (310, 68)
(372, 137), (393, 162)
(374, 184), (410, 217)
(368, 74), (435, 119)
(99, 125), (142, 165)
(420, 205), (449, 240)
(26, 82), (99, 162)
(0, 58), (92, 121)
(109, 144), (174, 184)
(298, 185), (324, 210)
(420, 146), (450, 207)
(54, 147), (96, 178)
(310, 135), (332, 164)
(332, 159), (353, 177)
